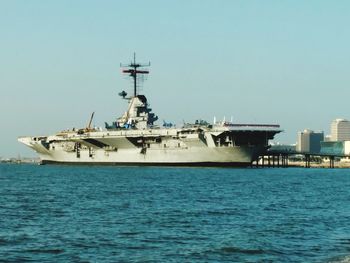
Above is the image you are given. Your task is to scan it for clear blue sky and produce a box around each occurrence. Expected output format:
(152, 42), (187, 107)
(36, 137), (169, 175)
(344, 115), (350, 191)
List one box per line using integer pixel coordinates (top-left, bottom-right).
(1, 0), (350, 158)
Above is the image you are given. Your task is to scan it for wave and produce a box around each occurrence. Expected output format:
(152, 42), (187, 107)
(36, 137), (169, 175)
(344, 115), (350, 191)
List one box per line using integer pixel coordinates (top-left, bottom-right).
(219, 246), (265, 255)
(328, 255), (350, 263)
(25, 248), (64, 254)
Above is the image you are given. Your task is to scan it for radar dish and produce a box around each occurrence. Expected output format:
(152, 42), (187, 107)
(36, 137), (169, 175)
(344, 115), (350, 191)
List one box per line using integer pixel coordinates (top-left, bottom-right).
(119, 90), (127, 98)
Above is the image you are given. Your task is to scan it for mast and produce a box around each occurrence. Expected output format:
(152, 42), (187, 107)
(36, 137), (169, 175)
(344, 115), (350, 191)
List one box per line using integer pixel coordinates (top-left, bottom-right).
(121, 53), (150, 97)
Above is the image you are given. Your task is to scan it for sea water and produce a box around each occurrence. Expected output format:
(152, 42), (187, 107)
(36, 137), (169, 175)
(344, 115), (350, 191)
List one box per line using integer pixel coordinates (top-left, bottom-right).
(1, 164), (350, 262)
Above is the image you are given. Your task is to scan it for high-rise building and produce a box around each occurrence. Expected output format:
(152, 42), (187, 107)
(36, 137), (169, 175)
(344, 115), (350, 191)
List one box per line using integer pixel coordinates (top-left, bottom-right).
(296, 129), (324, 153)
(331, 119), (350, 141)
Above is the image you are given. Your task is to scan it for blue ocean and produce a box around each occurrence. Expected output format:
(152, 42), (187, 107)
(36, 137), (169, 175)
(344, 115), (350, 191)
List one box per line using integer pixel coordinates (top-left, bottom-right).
(1, 164), (350, 262)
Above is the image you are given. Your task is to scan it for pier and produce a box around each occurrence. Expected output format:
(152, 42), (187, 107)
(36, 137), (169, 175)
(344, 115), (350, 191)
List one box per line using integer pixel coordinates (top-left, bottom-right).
(254, 150), (350, 168)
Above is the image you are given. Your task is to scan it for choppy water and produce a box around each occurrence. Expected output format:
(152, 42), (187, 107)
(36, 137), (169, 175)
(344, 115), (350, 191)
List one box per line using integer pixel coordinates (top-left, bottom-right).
(1, 164), (350, 262)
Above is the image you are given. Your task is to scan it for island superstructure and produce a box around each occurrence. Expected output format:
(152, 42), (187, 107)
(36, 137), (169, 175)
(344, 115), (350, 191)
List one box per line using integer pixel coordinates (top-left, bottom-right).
(18, 55), (282, 166)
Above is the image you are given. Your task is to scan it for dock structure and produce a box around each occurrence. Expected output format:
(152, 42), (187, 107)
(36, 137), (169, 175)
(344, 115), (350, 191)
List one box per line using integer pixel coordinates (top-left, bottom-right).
(255, 149), (349, 168)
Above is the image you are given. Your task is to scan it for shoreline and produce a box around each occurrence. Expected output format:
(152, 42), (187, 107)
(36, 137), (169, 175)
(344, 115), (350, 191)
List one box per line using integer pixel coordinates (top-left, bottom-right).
(267, 161), (350, 169)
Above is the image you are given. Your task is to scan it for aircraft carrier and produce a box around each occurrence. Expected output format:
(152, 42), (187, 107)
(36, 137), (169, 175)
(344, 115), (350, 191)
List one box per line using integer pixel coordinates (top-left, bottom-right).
(18, 55), (282, 167)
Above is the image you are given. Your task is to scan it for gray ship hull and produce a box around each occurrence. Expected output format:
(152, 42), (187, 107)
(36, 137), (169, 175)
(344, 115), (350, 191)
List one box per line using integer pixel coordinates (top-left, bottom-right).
(37, 145), (262, 167)
(19, 128), (274, 167)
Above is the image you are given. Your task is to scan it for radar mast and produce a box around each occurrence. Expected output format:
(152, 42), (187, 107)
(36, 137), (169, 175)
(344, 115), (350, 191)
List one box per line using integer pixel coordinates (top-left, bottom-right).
(121, 53), (150, 97)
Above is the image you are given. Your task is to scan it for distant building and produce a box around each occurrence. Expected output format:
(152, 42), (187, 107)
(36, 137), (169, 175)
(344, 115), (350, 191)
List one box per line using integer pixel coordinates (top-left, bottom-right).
(321, 141), (350, 155)
(270, 143), (296, 152)
(331, 119), (350, 141)
(324, 135), (332, 142)
(296, 129), (324, 153)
